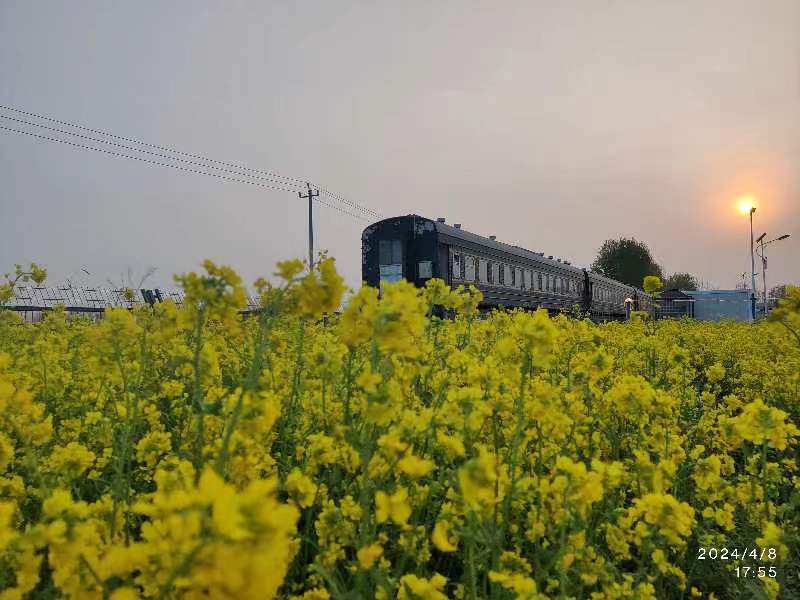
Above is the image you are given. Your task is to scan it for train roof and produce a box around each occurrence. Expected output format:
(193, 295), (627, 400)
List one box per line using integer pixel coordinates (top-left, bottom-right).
(407, 215), (586, 275)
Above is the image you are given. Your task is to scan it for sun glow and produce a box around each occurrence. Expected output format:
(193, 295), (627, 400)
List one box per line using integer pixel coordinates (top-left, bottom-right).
(737, 196), (758, 214)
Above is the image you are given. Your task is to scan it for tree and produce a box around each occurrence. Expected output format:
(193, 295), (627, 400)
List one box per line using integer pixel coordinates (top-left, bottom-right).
(591, 238), (663, 288)
(1, 263), (47, 307)
(769, 284), (794, 300)
(664, 272), (698, 290)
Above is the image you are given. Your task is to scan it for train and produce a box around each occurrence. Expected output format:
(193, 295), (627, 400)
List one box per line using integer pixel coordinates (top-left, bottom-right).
(361, 215), (652, 319)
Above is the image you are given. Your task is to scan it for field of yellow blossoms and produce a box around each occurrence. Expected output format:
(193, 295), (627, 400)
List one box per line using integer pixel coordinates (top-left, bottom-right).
(0, 259), (799, 600)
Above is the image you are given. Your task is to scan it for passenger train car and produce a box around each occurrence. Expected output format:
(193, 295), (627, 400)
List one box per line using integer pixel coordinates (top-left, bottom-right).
(362, 215), (652, 319)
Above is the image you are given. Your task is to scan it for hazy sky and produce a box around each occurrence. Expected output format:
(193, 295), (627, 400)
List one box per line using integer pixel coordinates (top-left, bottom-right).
(2, 1), (798, 292)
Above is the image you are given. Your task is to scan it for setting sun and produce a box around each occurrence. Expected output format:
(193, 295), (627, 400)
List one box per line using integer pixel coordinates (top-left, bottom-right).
(737, 195), (758, 214)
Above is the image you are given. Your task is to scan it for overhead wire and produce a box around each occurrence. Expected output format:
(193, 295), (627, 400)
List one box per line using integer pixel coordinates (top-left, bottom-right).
(0, 103), (383, 220)
(0, 124), (372, 221)
(0, 113), (306, 191)
(319, 186), (382, 219)
(0, 103), (305, 186)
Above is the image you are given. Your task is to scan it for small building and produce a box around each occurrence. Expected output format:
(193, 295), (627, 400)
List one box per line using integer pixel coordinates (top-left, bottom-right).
(657, 289), (695, 319)
(686, 289), (752, 322)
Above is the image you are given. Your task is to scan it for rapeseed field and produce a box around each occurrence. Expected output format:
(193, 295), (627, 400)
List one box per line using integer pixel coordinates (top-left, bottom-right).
(0, 259), (798, 599)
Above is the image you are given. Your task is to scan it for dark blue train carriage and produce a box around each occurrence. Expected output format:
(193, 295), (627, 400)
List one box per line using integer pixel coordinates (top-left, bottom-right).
(361, 215), (651, 319)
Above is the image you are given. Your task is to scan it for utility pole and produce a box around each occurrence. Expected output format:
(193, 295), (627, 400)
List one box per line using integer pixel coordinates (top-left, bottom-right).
(756, 233), (791, 315)
(758, 233), (767, 315)
(299, 182), (319, 270)
(749, 207), (756, 320)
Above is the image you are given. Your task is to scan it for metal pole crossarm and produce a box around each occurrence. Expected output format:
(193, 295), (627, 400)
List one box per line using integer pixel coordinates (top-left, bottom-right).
(764, 234), (791, 246)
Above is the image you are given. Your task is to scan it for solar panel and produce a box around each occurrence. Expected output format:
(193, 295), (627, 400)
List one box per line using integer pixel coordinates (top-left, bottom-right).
(5, 286), (264, 315)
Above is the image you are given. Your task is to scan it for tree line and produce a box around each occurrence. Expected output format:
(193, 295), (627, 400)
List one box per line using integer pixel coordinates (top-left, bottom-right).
(591, 238), (794, 295)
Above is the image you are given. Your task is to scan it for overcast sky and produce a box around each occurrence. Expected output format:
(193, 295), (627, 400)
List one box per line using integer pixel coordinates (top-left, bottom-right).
(2, 1), (798, 292)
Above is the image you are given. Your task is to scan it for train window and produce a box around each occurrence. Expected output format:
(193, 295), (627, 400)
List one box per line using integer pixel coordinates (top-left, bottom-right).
(418, 261), (433, 279)
(510, 267), (516, 287)
(465, 256), (476, 281)
(479, 259), (488, 283)
(524, 269), (531, 290)
(498, 264), (504, 285)
(487, 261), (494, 284)
(379, 239), (403, 283)
(516, 268), (523, 289)
(452, 254), (461, 279)
(537, 272), (542, 291)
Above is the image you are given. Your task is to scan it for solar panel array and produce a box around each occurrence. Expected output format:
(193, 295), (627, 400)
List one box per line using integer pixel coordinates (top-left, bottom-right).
(7, 286), (263, 314)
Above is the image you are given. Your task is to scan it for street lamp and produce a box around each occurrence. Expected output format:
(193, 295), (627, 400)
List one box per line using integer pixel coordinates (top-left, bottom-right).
(737, 197), (758, 320)
(756, 233), (791, 314)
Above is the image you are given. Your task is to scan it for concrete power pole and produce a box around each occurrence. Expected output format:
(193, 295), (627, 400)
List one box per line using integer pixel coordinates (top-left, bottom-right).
(299, 182), (319, 270)
(749, 207), (756, 319)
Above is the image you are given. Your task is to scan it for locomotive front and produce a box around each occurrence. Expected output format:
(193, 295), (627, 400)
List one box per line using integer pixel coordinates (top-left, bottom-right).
(361, 216), (442, 288)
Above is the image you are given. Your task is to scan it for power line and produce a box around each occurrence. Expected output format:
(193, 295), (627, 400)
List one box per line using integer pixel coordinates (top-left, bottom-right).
(0, 103), (383, 219)
(0, 103), (305, 186)
(0, 124), (371, 221)
(0, 113), (305, 191)
(320, 186), (382, 219)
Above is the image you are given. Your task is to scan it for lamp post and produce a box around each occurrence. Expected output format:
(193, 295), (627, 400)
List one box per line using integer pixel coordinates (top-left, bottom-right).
(738, 198), (758, 320)
(756, 232), (766, 315)
(749, 207), (756, 320)
(756, 233), (791, 314)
